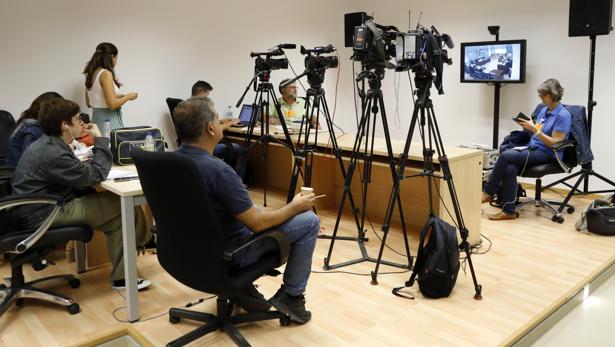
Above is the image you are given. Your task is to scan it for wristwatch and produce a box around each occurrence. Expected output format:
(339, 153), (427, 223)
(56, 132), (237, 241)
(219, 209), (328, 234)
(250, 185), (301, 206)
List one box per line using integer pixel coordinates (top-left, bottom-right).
(535, 129), (542, 136)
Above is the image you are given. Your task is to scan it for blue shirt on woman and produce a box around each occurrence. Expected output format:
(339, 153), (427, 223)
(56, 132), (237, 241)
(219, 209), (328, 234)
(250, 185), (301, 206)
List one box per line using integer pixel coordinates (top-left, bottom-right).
(528, 103), (571, 159)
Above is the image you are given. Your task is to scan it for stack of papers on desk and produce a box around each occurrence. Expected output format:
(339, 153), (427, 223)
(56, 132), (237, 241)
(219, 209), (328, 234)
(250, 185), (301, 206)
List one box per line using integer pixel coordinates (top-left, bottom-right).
(107, 169), (135, 180)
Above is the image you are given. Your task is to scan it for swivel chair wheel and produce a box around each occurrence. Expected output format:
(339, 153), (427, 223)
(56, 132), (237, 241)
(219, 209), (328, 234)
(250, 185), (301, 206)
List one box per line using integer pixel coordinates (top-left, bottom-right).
(567, 206), (575, 214)
(67, 303), (80, 315)
(279, 315), (291, 326)
(552, 215), (564, 223)
(68, 278), (80, 289)
(169, 314), (181, 324)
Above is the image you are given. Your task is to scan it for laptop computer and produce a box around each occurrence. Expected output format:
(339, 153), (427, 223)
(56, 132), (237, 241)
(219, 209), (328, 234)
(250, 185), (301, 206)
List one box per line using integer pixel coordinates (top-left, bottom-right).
(231, 104), (260, 128)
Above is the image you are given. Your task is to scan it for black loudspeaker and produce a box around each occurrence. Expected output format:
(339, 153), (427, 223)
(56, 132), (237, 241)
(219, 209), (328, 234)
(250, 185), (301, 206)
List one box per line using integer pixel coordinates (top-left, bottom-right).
(344, 12), (367, 47)
(569, 0), (613, 37)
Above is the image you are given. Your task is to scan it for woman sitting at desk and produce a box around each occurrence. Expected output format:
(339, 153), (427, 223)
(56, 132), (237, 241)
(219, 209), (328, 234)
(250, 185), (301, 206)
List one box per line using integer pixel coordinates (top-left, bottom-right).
(481, 79), (572, 220)
(11, 98), (151, 290)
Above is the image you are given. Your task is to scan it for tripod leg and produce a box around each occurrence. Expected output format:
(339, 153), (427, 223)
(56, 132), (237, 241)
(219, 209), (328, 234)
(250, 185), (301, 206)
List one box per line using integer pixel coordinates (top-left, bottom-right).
(287, 94), (316, 202)
(320, 96), (364, 236)
(372, 95), (420, 284)
(542, 170), (584, 191)
(556, 173), (585, 214)
(428, 105), (482, 299)
(358, 96), (378, 245)
(244, 91), (263, 153)
(262, 94), (271, 207)
(324, 97), (371, 269)
(269, 89), (296, 153)
(590, 171), (615, 190)
(287, 153), (304, 203)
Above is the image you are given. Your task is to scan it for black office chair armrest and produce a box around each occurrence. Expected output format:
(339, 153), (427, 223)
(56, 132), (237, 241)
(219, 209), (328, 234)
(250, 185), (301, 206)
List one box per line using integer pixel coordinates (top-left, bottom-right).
(0, 194), (66, 254)
(223, 230), (290, 268)
(552, 139), (575, 151)
(551, 140), (576, 174)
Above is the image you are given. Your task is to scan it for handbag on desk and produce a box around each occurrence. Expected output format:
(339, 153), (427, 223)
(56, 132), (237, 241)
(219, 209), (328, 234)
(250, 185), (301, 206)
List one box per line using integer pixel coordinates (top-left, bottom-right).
(110, 126), (165, 165)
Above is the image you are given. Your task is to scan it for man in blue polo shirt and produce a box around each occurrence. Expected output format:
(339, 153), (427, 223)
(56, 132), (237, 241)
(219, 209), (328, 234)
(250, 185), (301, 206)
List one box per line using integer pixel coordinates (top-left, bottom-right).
(173, 97), (319, 325)
(482, 79), (571, 220)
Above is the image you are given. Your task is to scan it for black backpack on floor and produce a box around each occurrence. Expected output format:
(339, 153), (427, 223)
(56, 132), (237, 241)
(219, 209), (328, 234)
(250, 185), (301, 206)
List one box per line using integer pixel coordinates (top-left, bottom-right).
(394, 217), (460, 299)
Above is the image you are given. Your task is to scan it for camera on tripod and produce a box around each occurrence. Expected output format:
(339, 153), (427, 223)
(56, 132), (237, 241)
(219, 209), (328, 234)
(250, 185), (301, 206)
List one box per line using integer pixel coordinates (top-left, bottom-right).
(300, 44), (339, 87)
(301, 45), (338, 70)
(395, 25), (454, 94)
(351, 15), (399, 79)
(250, 44), (296, 80)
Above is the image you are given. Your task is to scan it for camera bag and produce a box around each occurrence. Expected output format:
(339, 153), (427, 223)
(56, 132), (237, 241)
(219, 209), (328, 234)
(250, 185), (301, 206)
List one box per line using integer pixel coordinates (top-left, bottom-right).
(110, 126), (165, 165)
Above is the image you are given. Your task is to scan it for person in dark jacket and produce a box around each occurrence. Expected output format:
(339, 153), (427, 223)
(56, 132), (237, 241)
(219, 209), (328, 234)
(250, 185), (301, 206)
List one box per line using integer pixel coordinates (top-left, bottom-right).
(5, 92), (63, 166)
(11, 98), (151, 290)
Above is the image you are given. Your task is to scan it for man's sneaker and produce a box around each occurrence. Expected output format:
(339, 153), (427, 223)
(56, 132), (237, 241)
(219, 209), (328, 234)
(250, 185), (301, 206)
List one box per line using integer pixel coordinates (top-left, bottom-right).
(230, 284), (271, 313)
(269, 288), (311, 324)
(112, 278), (152, 291)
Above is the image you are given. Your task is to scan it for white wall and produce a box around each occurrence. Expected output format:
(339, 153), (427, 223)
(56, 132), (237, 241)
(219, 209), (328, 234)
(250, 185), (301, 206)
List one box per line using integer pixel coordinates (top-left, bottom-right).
(0, 0), (352, 145)
(1, 0), (614, 190)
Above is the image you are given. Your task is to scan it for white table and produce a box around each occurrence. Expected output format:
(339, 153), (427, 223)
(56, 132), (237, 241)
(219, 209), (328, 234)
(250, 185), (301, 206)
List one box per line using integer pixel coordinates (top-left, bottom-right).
(100, 165), (145, 322)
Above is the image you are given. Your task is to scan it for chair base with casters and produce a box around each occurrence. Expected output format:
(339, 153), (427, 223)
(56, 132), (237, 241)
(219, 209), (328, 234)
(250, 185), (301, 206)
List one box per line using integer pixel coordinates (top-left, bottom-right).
(0, 225), (92, 317)
(167, 295), (290, 347)
(164, 229), (292, 347)
(0, 260), (82, 317)
(517, 173), (575, 224)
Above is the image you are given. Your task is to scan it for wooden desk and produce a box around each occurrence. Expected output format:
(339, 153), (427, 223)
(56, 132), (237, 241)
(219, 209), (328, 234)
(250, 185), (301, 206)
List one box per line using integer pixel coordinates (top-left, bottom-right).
(226, 127), (483, 244)
(100, 165), (146, 322)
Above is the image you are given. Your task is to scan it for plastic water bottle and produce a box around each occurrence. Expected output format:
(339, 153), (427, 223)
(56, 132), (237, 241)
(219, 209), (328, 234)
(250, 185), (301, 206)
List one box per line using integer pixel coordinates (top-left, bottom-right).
(104, 119), (111, 138)
(144, 133), (155, 152)
(224, 106), (233, 119)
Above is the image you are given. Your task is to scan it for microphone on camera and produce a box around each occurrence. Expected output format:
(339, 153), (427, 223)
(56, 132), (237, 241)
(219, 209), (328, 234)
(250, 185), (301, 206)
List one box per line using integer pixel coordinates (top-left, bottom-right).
(442, 34), (454, 49)
(277, 43), (297, 49)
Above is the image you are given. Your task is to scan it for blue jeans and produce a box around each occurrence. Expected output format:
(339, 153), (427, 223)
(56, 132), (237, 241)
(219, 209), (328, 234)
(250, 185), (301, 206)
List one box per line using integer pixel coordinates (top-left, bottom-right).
(484, 148), (555, 214)
(214, 142), (249, 182)
(231, 211), (320, 296)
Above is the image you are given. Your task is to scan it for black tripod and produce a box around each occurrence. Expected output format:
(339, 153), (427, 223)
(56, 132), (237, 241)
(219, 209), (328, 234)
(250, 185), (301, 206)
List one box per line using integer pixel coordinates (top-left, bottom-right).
(284, 71), (364, 241)
(236, 70), (296, 207)
(383, 73), (482, 299)
(542, 34), (615, 196)
(323, 69), (412, 273)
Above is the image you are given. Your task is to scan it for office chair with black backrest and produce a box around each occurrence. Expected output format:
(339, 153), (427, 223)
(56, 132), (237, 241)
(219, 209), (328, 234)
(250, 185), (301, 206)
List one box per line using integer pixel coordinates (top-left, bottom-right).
(515, 104), (583, 223)
(0, 194), (92, 317)
(165, 98), (183, 147)
(132, 150), (291, 347)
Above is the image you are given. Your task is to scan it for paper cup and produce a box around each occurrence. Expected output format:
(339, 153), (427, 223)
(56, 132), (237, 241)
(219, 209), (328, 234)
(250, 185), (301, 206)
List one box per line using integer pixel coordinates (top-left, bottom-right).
(300, 187), (314, 196)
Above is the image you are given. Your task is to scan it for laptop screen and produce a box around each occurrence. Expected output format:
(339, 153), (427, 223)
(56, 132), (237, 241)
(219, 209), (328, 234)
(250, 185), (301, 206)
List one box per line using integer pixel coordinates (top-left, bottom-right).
(239, 104), (259, 123)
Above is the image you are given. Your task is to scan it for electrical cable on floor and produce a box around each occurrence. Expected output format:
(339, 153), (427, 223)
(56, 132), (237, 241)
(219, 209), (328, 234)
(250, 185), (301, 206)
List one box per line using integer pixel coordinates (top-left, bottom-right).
(365, 213), (409, 258)
(112, 289), (216, 323)
(311, 269), (409, 276)
(433, 181), (493, 256)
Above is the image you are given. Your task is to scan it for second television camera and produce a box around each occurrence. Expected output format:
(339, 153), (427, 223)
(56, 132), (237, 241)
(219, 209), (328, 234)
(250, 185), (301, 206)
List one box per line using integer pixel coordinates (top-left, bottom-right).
(301, 44), (339, 87)
(395, 25), (454, 94)
(250, 43), (296, 80)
